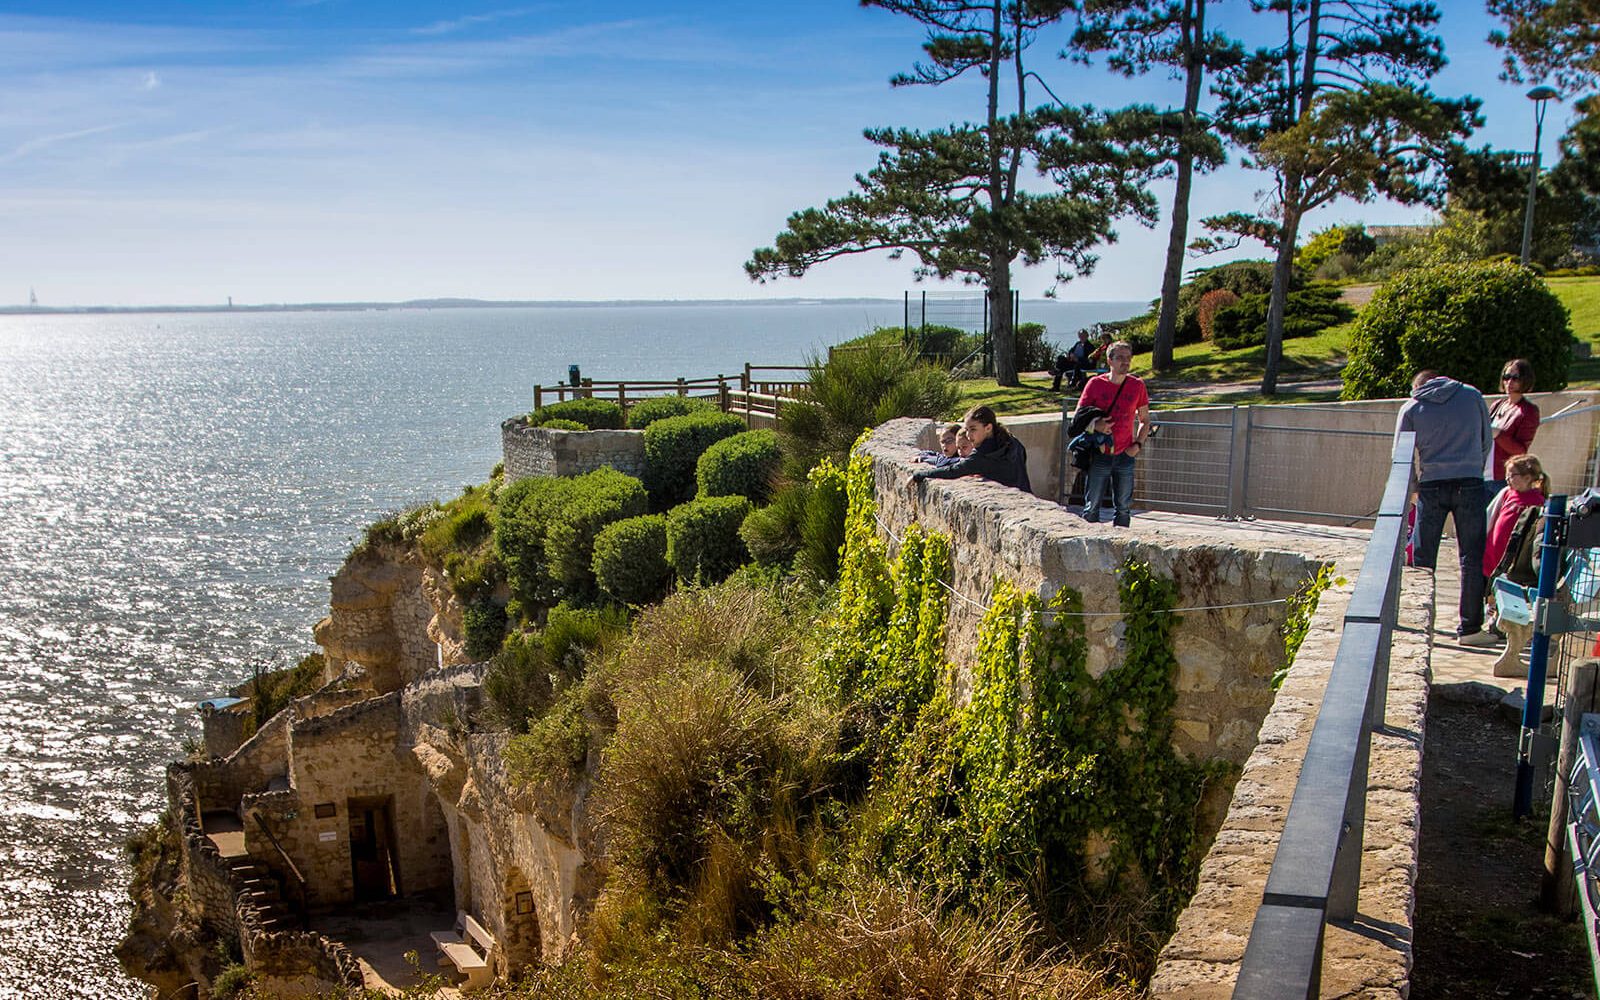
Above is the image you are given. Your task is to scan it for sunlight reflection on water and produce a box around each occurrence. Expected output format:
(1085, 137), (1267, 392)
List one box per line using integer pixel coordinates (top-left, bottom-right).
(0, 300), (1135, 997)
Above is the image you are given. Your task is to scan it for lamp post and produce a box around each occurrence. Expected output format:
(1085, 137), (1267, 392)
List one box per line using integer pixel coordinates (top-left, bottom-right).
(1520, 85), (1560, 265)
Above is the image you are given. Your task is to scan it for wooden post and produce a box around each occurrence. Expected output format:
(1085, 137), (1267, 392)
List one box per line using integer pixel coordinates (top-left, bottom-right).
(1544, 660), (1598, 915)
(676, 377), (686, 396)
(719, 378), (730, 413)
(534, 385), (543, 410)
(581, 378), (593, 400)
(743, 363), (752, 392)
(618, 384), (627, 414)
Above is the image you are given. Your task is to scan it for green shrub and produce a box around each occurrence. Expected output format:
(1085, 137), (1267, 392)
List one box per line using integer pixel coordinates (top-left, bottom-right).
(1341, 260), (1571, 400)
(798, 459), (849, 585)
(211, 964), (253, 999)
(543, 601), (630, 678)
(1211, 284), (1355, 350)
(482, 632), (554, 732)
(593, 515), (673, 606)
(505, 682), (590, 787)
(1195, 289), (1238, 341)
(628, 395), (716, 429)
(739, 482), (809, 568)
(696, 429), (781, 503)
(249, 652), (326, 733)
(538, 418), (588, 431)
(643, 411), (747, 509)
(463, 599), (508, 660)
(496, 476), (576, 609)
(544, 468), (650, 596)
(529, 397), (626, 430)
(1013, 322), (1061, 371)
(666, 496), (753, 586)
(779, 342), (959, 479)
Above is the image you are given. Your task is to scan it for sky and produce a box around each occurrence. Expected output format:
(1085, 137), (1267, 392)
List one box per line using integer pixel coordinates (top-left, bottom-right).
(0, 1), (1584, 307)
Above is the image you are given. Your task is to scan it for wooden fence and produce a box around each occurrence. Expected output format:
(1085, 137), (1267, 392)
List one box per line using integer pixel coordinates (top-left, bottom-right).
(531, 365), (812, 416)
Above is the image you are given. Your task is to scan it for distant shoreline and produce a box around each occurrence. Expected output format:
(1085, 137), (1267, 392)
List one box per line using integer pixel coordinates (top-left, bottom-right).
(0, 296), (1144, 317)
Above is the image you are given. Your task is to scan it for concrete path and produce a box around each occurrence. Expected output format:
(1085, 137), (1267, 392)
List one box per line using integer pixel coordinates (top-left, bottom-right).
(1426, 538), (1517, 691)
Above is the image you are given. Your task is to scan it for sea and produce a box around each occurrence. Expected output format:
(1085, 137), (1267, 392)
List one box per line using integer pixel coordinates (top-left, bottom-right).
(0, 298), (1140, 998)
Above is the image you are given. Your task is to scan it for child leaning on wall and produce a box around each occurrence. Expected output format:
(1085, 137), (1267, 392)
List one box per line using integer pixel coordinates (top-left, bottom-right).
(1481, 453), (1551, 640)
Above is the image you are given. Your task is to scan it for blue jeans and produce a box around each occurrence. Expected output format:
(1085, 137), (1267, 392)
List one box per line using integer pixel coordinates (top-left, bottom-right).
(1084, 452), (1136, 526)
(1413, 477), (1488, 636)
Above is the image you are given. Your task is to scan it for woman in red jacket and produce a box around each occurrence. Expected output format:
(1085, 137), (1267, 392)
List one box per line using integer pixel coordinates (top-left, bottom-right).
(1487, 358), (1540, 499)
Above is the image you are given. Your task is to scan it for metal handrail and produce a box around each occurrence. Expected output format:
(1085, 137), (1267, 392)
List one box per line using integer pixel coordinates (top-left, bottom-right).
(251, 811), (310, 927)
(1232, 431), (1416, 999)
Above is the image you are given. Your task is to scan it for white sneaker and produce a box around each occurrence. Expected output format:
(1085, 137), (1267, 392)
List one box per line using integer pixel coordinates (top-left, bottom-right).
(1459, 630), (1500, 648)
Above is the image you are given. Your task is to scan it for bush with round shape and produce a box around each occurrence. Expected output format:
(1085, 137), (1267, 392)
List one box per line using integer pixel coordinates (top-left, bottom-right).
(495, 476), (575, 609)
(643, 410), (747, 509)
(592, 514), (672, 606)
(627, 394), (716, 429)
(1195, 289), (1239, 341)
(667, 495), (752, 586)
(538, 418), (588, 431)
(544, 467), (650, 595)
(1210, 284), (1354, 350)
(1341, 261), (1571, 400)
(697, 429), (781, 503)
(529, 397), (625, 430)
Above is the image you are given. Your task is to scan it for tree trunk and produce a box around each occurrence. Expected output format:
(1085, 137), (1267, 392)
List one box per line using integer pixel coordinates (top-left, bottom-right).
(990, 267), (1018, 386)
(1152, 0), (1205, 374)
(1263, 195), (1303, 396)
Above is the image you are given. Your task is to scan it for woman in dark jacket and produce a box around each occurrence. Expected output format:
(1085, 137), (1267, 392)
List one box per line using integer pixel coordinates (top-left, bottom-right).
(911, 405), (1031, 493)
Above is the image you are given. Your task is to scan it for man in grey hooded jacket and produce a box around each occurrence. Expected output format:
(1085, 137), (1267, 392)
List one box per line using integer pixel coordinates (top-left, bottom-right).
(1397, 370), (1494, 644)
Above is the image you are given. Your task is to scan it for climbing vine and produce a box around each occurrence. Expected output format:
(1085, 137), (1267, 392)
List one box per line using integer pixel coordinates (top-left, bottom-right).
(815, 442), (1222, 931)
(1275, 563), (1338, 690)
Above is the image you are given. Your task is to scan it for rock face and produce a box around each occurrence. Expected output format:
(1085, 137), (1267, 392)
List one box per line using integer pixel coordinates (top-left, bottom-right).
(314, 544), (467, 692)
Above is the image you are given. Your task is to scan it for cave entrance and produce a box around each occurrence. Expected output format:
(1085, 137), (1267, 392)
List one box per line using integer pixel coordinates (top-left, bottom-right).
(348, 795), (401, 901)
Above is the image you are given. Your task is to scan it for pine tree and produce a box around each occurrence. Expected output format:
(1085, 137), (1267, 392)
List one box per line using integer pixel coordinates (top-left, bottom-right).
(1068, 0), (1235, 372)
(1195, 0), (1479, 394)
(746, 0), (1164, 386)
(1490, 0), (1600, 94)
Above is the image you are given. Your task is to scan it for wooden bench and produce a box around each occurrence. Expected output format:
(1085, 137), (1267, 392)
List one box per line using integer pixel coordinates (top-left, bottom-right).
(431, 911), (497, 991)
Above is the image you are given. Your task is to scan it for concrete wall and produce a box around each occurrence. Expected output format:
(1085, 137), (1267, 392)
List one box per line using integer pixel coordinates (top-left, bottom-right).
(1010, 390), (1600, 522)
(501, 418), (646, 483)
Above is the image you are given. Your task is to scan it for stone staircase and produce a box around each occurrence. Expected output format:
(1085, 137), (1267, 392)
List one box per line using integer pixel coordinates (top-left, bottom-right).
(228, 858), (299, 932)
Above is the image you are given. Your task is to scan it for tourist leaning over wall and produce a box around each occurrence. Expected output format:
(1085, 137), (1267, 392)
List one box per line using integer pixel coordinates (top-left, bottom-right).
(910, 405), (1031, 492)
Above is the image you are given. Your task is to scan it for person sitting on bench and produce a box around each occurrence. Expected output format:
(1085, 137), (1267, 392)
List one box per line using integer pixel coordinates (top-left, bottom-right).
(1051, 330), (1096, 392)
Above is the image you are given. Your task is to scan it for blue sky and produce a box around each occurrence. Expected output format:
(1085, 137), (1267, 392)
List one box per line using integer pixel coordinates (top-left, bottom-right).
(0, 2), (1580, 307)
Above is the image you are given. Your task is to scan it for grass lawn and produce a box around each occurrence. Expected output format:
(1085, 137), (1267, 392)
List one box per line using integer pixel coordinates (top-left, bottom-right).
(952, 274), (1600, 413)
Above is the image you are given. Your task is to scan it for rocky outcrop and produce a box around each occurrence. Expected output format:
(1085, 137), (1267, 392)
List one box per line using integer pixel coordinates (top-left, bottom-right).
(314, 543), (467, 694)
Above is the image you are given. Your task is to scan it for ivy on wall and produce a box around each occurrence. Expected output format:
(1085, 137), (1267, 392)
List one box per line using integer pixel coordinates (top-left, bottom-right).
(818, 445), (1227, 925)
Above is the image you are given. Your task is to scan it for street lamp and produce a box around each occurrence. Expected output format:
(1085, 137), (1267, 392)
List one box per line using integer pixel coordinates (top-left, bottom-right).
(1520, 85), (1560, 265)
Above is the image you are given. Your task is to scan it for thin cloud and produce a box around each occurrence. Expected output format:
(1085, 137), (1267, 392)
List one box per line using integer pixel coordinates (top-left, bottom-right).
(412, 6), (543, 37)
(0, 122), (124, 165)
(141, 70), (161, 90)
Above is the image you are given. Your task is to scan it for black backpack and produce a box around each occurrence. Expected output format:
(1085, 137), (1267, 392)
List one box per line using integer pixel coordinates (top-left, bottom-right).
(1496, 505), (1543, 586)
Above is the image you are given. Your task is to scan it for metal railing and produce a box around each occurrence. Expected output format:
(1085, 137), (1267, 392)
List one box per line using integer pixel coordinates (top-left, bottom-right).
(1232, 431), (1415, 999)
(251, 811), (310, 928)
(1563, 719), (1600, 997)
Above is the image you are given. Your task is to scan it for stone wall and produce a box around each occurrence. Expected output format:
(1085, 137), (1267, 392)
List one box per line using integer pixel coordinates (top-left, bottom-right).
(315, 545), (461, 693)
(865, 418), (1367, 765)
(501, 417), (647, 483)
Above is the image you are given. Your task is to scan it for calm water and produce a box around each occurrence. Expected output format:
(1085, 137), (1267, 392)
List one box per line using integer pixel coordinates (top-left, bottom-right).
(0, 299), (1137, 998)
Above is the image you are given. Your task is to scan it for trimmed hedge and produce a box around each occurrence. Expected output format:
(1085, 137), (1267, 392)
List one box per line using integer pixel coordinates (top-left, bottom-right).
(593, 515), (673, 606)
(1341, 260), (1571, 400)
(666, 495), (752, 586)
(643, 410), (747, 509)
(1211, 284), (1354, 350)
(538, 418), (588, 431)
(697, 429), (781, 503)
(544, 468), (649, 595)
(529, 397), (625, 430)
(495, 476), (576, 609)
(627, 395), (716, 429)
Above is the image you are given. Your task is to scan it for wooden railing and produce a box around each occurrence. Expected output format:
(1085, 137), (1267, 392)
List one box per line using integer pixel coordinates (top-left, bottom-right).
(531, 366), (811, 414)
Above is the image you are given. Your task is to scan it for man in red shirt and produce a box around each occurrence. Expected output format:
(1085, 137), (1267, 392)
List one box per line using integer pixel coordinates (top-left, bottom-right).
(1074, 340), (1151, 526)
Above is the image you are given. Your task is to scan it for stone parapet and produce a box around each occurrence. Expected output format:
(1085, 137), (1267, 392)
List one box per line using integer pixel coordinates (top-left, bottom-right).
(501, 417), (646, 483)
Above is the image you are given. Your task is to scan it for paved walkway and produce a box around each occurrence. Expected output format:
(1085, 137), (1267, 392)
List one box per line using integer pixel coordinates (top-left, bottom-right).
(1428, 537), (1537, 693)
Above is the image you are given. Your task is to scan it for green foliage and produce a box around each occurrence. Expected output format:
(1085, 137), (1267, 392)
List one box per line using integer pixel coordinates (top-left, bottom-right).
(211, 964), (253, 999)
(697, 429), (782, 503)
(627, 394), (716, 429)
(544, 468), (650, 597)
(779, 341), (960, 478)
(1296, 224), (1376, 276)
(1098, 260), (1283, 352)
(666, 496), (753, 586)
(538, 418), (589, 431)
(739, 482), (809, 569)
(1342, 260), (1572, 399)
(482, 632), (554, 733)
(592, 514), (672, 606)
(1211, 284), (1355, 350)
(530, 397), (626, 430)
(799, 459), (849, 586)
(495, 475), (575, 610)
(463, 599), (508, 660)
(543, 602), (630, 679)
(643, 410), (747, 509)
(1276, 565), (1338, 690)
(505, 681), (591, 788)
(248, 652), (326, 733)
(1013, 322), (1061, 371)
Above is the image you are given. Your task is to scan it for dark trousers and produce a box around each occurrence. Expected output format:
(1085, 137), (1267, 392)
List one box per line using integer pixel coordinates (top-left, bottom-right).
(1412, 477), (1488, 636)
